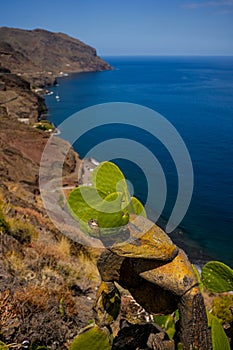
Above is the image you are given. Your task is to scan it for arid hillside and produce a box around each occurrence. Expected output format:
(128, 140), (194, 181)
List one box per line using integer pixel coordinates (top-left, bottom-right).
(0, 101), (102, 349)
(0, 27), (111, 86)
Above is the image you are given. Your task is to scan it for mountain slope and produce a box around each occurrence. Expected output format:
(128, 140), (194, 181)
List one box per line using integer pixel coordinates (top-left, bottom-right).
(0, 27), (111, 86)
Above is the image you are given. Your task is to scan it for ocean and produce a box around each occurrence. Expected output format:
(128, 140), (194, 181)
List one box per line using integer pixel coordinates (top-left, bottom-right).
(45, 56), (233, 266)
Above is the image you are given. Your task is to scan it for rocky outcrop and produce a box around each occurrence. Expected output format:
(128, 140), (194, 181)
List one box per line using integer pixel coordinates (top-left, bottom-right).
(0, 100), (101, 348)
(0, 105), (80, 203)
(0, 68), (47, 121)
(0, 27), (111, 87)
(94, 216), (212, 350)
(112, 321), (175, 350)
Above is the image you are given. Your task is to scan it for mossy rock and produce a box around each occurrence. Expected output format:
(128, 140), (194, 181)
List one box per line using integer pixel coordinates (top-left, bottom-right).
(110, 215), (178, 260)
(69, 324), (111, 350)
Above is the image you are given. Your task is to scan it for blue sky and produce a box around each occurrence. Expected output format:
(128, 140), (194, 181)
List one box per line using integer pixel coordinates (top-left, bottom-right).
(0, 0), (233, 55)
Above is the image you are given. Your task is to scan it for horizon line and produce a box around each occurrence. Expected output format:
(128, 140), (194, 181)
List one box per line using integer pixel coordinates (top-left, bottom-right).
(102, 54), (233, 57)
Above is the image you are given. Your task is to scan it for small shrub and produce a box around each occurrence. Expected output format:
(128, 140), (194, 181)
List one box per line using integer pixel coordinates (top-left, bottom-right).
(7, 217), (37, 244)
(57, 236), (71, 258)
(211, 294), (233, 324)
(6, 251), (26, 275)
(13, 285), (51, 313)
(0, 207), (9, 233)
(34, 122), (54, 131)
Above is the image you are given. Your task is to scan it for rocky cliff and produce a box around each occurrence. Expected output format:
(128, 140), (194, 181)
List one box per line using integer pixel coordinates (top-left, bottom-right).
(0, 29), (107, 346)
(0, 100), (102, 348)
(0, 27), (111, 86)
(0, 67), (47, 121)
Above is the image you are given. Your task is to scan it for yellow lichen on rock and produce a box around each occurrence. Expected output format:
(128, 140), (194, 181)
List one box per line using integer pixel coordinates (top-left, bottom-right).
(110, 215), (178, 261)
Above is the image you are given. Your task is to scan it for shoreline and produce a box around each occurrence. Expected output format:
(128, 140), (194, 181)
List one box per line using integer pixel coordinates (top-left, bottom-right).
(42, 69), (217, 268)
(157, 216), (213, 267)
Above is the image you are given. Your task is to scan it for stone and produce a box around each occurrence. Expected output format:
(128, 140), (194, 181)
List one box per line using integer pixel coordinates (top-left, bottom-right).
(94, 216), (212, 350)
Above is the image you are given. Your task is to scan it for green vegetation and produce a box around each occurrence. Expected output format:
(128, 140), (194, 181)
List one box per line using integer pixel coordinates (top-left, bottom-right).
(69, 324), (111, 350)
(34, 121), (54, 131)
(0, 341), (9, 350)
(200, 262), (232, 349)
(154, 312), (178, 340)
(1, 158), (233, 349)
(68, 161), (146, 238)
(207, 312), (231, 350)
(146, 261), (233, 349)
(7, 217), (37, 244)
(201, 261), (233, 292)
(201, 261), (233, 349)
(0, 201), (36, 244)
(67, 161), (233, 348)
(211, 294), (233, 324)
(0, 192), (100, 348)
(0, 207), (9, 233)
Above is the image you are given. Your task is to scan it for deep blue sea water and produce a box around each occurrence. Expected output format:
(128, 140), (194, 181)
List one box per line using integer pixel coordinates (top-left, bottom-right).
(45, 56), (233, 266)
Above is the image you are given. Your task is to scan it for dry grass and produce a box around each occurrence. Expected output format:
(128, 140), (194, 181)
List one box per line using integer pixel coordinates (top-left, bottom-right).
(14, 285), (51, 313)
(57, 236), (71, 258)
(13, 206), (46, 226)
(13, 283), (77, 312)
(0, 290), (18, 335)
(5, 251), (26, 274)
(75, 250), (100, 283)
(7, 217), (38, 244)
(29, 238), (71, 269)
(0, 189), (101, 348)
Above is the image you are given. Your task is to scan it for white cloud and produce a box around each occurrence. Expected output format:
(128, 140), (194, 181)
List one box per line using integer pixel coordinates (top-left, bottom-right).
(183, 0), (233, 9)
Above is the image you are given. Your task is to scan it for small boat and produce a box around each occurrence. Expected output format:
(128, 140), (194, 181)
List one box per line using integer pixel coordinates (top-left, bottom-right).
(55, 95), (60, 101)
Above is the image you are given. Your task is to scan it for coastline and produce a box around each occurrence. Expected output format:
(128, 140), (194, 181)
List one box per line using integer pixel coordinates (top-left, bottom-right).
(42, 84), (213, 267)
(40, 60), (221, 268)
(157, 216), (213, 267)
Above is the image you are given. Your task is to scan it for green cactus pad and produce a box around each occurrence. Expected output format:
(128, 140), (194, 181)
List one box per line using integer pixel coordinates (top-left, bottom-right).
(102, 283), (121, 321)
(192, 264), (204, 293)
(67, 161), (146, 238)
(201, 261), (233, 293)
(98, 192), (129, 228)
(208, 315), (231, 350)
(126, 196), (147, 217)
(0, 341), (9, 350)
(68, 186), (104, 222)
(68, 188), (130, 237)
(69, 324), (111, 350)
(154, 313), (176, 340)
(91, 161), (129, 199)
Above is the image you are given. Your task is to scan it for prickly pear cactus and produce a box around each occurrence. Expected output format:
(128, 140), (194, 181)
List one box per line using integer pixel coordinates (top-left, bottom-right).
(94, 281), (121, 326)
(68, 161), (146, 238)
(153, 313), (177, 340)
(0, 341), (9, 350)
(207, 311), (230, 350)
(69, 324), (111, 350)
(201, 261), (233, 293)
